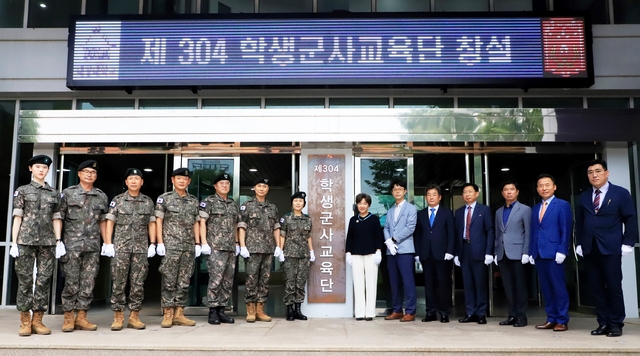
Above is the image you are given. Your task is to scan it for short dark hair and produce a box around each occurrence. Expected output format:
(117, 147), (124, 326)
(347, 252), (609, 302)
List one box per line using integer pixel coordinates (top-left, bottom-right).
(537, 173), (556, 185)
(501, 181), (519, 191)
(587, 159), (608, 171)
(390, 179), (407, 191)
(462, 183), (479, 192)
(355, 193), (372, 206)
(425, 184), (442, 196)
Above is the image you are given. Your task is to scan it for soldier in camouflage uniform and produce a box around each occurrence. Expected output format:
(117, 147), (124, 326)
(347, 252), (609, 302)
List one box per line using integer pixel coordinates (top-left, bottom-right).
(280, 192), (315, 321)
(238, 177), (281, 323)
(57, 160), (109, 332)
(155, 168), (201, 328)
(199, 173), (240, 325)
(10, 155), (63, 336)
(104, 168), (156, 331)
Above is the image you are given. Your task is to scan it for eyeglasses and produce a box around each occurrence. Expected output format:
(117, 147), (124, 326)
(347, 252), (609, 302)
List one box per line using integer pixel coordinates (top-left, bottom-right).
(80, 170), (97, 176)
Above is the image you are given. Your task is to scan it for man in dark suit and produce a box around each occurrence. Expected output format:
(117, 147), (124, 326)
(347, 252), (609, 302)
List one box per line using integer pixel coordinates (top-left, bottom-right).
(414, 184), (455, 323)
(575, 159), (638, 337)
(494, 181), (531, 327)
(530, 174), (572, 332)
(454, 183), (494, 325)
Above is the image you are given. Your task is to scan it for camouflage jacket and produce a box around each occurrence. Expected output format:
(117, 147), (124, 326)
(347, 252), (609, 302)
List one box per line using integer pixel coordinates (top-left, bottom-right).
(58, 184), (109, 252)
(155, 190), (199, 252)
(237, 196), (280, 254)
(280, 212), (312, 258)
(12, 180), (61, 246)
(199, 193), (239, 252)
(106, 191), (156, 254)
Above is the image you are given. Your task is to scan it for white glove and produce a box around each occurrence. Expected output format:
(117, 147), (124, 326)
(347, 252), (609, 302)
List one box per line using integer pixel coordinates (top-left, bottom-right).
(414, 255), (420, 262)
(147, 244), (156, 258)
(374, 250), (382, 266)
(201, 243), (212, 255)
(309, 250), (315, 262)
(444, 253), (454, 261)
(100, 243), (108, 256)
(454, 256), (460, 267)
(555, 252), (566, 264)
(104, 244), (115, 258)
(484, 254), (493, 265)
(236, 245), (240, 257)
(195, 245), (202, 258)
(529, 255), (535, 265)
(56, 241), (66, 259)
(575, 245), (583, 257)
(240, 246), (250, 258)
(156, 243), (166, 256)
(385, 239), (398, 255)
(521, 254), (530, 264)
(9, 243), (19, 258)
(278, 252), (285, 263)
(494, 255), (498, 266)
(622, 244), (634, 256)
(346, 252), (353, 266)
(274, 246), (283, 258)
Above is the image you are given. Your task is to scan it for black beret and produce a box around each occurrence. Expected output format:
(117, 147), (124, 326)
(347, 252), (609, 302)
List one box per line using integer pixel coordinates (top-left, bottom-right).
(291, 191), (307, 204)
(213, 173), (231, 185)
(28, 155), (52, 167)
(253, 177), (270, 186)
(125, 168), (143, 179)
(172, 168), (190, 177)
(78, 160), (98, 171)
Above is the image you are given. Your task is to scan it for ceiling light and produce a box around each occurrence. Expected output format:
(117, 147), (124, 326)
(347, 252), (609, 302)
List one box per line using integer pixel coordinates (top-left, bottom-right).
(144, 168), (153, 172)
(40, 3), (46, 8)
(395, 168), (404, 172)
(501, 168), (510, 172)
(249, 168), (258, 172)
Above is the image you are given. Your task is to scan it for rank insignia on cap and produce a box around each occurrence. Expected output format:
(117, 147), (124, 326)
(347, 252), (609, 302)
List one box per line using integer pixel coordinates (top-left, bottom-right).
(157, 197), (164, 204)
(109, 201), (116, 208)
(200, 202), (206, 208)
(13, 191), (19, 197)
(240, 206), (246, 211)
(280, 217), (284, 223)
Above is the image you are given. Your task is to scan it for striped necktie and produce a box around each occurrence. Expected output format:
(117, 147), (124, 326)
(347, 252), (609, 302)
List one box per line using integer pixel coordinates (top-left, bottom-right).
(594, 189), (601, 213)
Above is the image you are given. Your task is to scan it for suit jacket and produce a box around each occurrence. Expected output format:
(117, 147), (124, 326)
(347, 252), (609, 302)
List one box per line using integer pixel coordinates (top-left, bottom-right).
(576, 183), (639, 255)
(455, 203), (495, 261)
(414, 206), (455, 261)
(530, 196), (572, 259)
(384, 201), (417, 255)
(495, 201), (532, 260)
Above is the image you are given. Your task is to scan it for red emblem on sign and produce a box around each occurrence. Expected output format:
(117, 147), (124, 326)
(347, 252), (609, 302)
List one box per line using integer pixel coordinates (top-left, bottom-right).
(542, 18), (587, 78)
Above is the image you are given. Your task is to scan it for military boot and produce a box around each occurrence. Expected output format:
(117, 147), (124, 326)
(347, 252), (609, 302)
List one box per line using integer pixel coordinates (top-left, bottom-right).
(208, 307), (220, 325)
(75, 310), (98, 331)
(246, 303), (256, 323)
(31, 310), (51, 335)
(161, 307), (174, 328)
(19, 311), (31, 337)
(217, 306), (235, 324)
(62, 311), (75, 332)
(127, 310), (146, 330)
(255, 302), (272, 322)
(111, 311), (125, 331)
(294, 303), (308, 320)
(172, 306), (196, 326)
(286, 305), (295, 321)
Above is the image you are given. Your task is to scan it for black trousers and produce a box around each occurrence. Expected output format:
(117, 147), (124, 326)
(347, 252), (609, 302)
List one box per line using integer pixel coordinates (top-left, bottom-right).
(422, 257), (453, 316)
(498, 257), (528, 323)
(586, 242), (625, 328)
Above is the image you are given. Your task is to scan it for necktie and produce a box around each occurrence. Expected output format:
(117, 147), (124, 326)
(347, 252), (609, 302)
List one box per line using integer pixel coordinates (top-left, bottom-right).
(429, 208), (435, 227)
(539, 201), (547, 223)
(465, 206), (472, 240)
(594, 189), (601, 213)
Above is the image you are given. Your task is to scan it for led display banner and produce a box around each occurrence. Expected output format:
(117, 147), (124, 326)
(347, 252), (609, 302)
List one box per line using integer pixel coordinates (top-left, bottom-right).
(67, 14), (593, 89)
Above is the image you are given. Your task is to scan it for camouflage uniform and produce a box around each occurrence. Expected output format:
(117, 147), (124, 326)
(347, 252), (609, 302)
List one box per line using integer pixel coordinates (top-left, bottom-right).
(155, 190), (199, 308)
(200, 193), (239, 308)
(106, 191), (155, 312)
(12, 181), (61, 312)
(280, 213), (312, 305)
(57, 184), (109, 312)
(237, 197), (280, 303)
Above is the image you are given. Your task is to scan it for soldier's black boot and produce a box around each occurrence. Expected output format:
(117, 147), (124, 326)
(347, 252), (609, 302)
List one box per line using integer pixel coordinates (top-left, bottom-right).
(286, 305), (295, 321)
(294, 303), (308, 320)
(217, 307), (235, 324)
(208, 308), (220, 325)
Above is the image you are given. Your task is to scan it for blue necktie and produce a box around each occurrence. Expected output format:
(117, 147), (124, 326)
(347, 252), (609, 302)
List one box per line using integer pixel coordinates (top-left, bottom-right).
(429, 208), (435, 227)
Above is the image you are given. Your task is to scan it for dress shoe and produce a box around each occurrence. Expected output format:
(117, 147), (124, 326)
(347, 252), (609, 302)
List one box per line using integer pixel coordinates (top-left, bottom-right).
(355, 317), (364, 321)
(553, 323), (568, 332)
(499, 317), (516, 326)
(535, 321), (556, 329)
(477, 315), (487, 324)
(606, 327), (622, 337)
(400, 314), (415, 322)
(422, 313), (437, 322)
(513, 320), (527, 327)
(591, 325), (610, 335)
(458, 315), (478, 323)
(384, 312), (404, 320)
(440, 315), (449, 323)
(365, 317), (373, 321)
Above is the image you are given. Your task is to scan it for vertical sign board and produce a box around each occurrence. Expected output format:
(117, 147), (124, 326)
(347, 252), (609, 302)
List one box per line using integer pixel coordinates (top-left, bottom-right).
(307, 155), (346, 303)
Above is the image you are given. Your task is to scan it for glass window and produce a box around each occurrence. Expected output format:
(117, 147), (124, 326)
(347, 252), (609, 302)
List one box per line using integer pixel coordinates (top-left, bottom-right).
(318, 0), (371, 12)
(434, 0), (488, 11)
(86, 0), (139, 14)
(202, 0), (254, 13)
(0, 101), (15, 245)
(28, 0), (82, 28)
(494, 0), (545, 11)
(139, 99), (198, 109)
(393, 98), (453, 108)
(635, 98), (640, 108)
(377, 0), (429, 12)
(613, 0), (640, 24)
(522, 97), (584, 108)
(20, 100), (73, 110)
(265, 98), (325, 109)
(143, 0), (197, 14)
(554, 0), (609, 25)
(458, 98), (518, 109)
(202, 98), (261, 109)
(259, 0), (312, 13)
(329, 98), (389, 108)
(587, 97), (630, 108)
(0, 0), (25, 28)
(77, 99), (135, 110)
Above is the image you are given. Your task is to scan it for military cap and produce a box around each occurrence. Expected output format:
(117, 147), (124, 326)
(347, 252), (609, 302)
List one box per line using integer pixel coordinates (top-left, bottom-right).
(213, 173), (231, 185)
(291, 191), (307, 204)
(28, 155), (52, 167)
(78, 160), (98, 171)
(125, 168), (143, 179)
(253, 177), (270, 186)
(172, 167), (190, 177)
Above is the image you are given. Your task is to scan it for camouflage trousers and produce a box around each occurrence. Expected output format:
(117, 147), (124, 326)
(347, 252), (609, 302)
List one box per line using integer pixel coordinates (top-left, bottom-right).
(244, 253), (272, 303)
(111, 252), (149, 311)
(159, 249), (195, 308)
(283, 257), (310, 306)
(15, 245), (55, 312)
(206, 250), (236, 308)
(60, 251), (100, 312)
